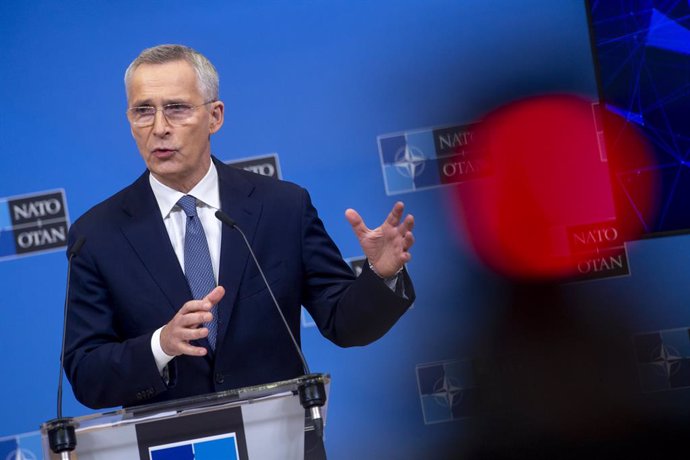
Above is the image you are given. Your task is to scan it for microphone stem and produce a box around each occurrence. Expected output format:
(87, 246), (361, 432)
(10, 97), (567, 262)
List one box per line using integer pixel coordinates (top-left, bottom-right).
(233, 225), (311, 375)
(57, 252), (75, 419)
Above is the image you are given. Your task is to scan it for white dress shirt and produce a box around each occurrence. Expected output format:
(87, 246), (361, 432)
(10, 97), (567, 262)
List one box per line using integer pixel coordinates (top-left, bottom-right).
(148, 161), (222, 373)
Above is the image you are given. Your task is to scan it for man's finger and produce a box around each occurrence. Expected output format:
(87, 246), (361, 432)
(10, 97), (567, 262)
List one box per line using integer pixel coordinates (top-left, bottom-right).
(178, 286), (224, 315)
(403, 232), (415, 251)
(179, 299), (214, 314)
(178, 342), (208, 357)
(385, 202), (405, 227)
(398, 214), (415, 235)
(181, 326), (209, 341)
(403, 214), (414, 231)
(204, 285), (225, 305)
(345, 208), (368, 237)
(179, 311), (213, 328)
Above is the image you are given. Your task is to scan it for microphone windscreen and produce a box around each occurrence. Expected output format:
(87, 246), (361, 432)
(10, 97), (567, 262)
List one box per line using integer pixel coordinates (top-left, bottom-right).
(215, 210), (237, 228)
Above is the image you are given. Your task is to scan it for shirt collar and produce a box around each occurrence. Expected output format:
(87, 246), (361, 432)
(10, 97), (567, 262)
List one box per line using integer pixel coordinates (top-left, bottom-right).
(149, 161), (221, 218)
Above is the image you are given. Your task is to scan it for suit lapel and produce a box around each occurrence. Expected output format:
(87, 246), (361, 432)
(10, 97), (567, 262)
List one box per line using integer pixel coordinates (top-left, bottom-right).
(118, 172), (192, 316)
(214, 158), (263, 345)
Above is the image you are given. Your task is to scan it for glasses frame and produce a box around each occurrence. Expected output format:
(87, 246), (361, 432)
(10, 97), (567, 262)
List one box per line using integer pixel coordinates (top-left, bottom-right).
(126, 100), (216, 127)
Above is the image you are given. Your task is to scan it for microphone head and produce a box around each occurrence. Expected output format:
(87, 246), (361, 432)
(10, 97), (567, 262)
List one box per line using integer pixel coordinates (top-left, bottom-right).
(215, 210), (237, 228)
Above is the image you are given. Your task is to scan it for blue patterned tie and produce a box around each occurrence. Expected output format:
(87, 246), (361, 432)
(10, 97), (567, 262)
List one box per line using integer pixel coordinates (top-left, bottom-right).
(177, 195), (218, 350)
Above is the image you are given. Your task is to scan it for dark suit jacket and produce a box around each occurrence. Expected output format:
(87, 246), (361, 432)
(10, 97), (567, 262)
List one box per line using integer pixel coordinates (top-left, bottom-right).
(64, 157), (414, 409)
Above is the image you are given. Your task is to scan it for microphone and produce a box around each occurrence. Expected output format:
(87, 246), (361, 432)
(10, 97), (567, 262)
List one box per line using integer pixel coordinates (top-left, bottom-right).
(215, 210), (327, 438)
(46, 236), (86, 460)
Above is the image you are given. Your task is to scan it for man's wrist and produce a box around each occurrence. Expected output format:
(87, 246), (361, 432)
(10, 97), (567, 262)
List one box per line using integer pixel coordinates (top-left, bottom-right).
(151, 327), (175, 374)
(368, 261), (402, 281)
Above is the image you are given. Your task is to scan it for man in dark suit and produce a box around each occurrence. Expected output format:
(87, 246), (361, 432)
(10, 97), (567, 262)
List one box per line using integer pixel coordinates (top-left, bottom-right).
(64, 44), (415, 409)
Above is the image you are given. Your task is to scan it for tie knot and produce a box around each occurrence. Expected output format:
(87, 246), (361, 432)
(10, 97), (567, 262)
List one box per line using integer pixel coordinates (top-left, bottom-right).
(177, 195), (198, 217)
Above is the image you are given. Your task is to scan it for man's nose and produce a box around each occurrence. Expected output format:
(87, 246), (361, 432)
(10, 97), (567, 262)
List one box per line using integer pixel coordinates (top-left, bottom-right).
(152, 109), (171, 136)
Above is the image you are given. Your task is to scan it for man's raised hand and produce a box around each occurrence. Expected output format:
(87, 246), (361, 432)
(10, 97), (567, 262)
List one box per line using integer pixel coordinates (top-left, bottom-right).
(345, 201), (415, 278)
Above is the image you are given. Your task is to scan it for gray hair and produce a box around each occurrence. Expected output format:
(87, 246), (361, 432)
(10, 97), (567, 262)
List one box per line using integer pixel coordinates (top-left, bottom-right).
(124, 44), (219, 101)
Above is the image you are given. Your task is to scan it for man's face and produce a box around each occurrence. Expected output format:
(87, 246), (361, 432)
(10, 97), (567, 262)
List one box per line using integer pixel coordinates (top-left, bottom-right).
(127, 60), (224, 192)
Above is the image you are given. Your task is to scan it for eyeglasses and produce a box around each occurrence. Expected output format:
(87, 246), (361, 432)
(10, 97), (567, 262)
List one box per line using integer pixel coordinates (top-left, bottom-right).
(126, 100), (216, 127)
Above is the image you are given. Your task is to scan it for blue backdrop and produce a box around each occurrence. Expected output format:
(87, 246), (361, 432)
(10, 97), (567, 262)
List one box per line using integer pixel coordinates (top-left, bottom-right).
(3, 1), (688, 458)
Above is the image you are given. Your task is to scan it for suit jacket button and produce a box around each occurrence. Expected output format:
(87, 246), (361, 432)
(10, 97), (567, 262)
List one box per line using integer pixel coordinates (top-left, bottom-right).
(215, 373), (225, 384)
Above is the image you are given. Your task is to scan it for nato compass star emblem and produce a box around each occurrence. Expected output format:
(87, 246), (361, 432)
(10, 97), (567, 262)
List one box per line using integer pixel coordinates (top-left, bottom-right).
(5, 449), (37, 460)
(394, 145), (426, 178)
(651, 344), (683, 380)
(432, 376), (463, 409)
(633, 329), (690, 392)
(416, 359), (477, 424)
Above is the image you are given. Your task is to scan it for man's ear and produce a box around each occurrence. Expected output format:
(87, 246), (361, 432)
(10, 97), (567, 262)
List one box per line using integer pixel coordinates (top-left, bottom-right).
(209, 101), (225, 134)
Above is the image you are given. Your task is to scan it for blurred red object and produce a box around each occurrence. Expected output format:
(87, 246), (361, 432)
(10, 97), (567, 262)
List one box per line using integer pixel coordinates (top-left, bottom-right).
(453, 94), (657, 280)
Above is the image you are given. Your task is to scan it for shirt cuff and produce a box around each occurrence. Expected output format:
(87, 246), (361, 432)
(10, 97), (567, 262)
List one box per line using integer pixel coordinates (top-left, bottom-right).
(151, 327), (175, 374)
(368, 261), (405, 296)
(383, 275), (399, 291)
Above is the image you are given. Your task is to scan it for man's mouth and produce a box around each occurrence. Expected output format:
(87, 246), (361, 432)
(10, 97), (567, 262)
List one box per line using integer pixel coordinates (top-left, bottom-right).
(151, 148), (176, 159)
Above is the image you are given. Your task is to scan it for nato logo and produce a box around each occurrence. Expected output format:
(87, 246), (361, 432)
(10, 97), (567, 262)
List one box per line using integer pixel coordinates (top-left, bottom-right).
(378, 123), (488, 195)
(348, 255), (367, 277)
(149, 433), (239, 460)
(0, 189), (70, 261)
(226, 153), (282, 179)
(4, 449), (36, 460)
(566, 221), (631, 281)
(416, 359), (479, 424)
(0, 437), (38, 460)
(634, 328), (690, 392)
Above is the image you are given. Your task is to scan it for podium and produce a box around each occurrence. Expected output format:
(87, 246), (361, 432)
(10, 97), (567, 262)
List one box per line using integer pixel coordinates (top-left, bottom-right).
(41, 374), (329, 460)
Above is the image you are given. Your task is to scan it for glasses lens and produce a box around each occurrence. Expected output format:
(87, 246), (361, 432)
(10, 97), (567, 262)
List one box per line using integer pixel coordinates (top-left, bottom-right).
(164, 104), (194, 122)
(130, 106), (156, 126)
